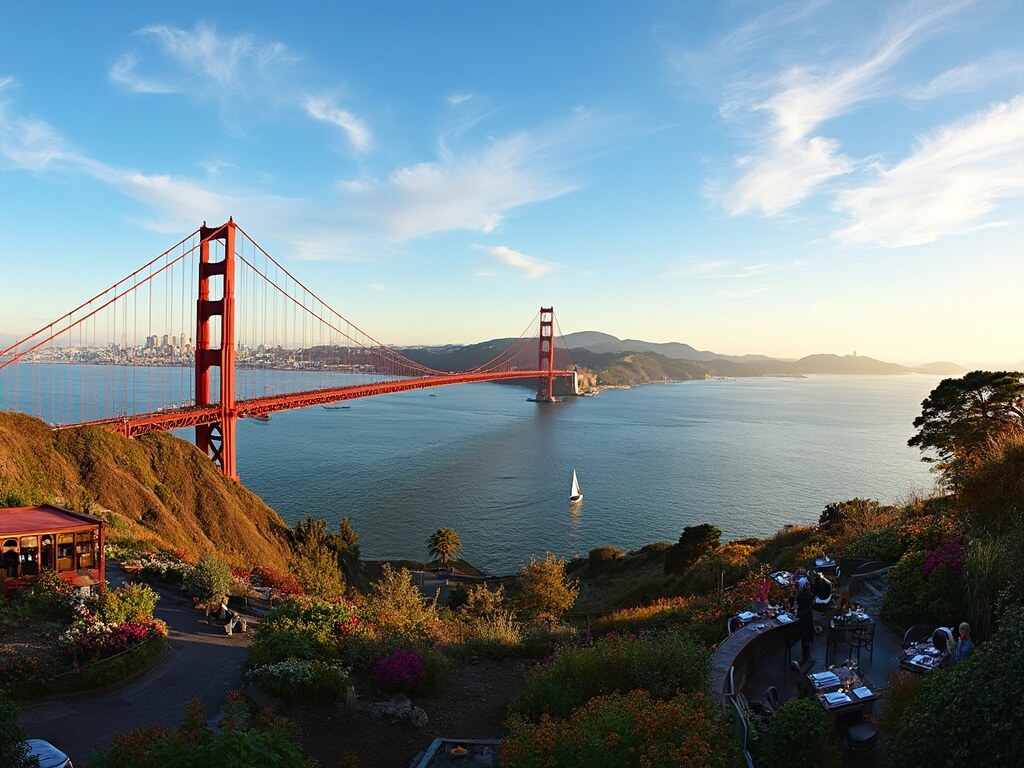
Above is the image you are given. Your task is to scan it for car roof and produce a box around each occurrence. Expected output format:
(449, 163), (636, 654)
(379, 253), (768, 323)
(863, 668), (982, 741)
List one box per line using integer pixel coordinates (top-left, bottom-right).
(25, 739), (71, 768)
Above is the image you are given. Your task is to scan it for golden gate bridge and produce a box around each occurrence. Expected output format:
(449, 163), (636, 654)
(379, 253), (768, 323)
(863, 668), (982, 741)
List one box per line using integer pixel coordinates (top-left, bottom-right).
(0, 220), (578, 480)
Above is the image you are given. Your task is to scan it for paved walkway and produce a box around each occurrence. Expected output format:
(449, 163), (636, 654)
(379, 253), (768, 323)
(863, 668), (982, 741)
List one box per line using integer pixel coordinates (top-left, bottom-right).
(18, 565), (254, 766)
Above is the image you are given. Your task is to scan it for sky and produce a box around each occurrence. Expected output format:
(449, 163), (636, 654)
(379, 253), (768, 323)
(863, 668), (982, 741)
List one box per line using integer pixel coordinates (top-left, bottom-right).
(1, 1), (1022, 368)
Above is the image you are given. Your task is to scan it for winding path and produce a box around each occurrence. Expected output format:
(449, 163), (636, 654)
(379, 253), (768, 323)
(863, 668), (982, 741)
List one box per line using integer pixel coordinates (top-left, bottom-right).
(18, 565), (253, 765)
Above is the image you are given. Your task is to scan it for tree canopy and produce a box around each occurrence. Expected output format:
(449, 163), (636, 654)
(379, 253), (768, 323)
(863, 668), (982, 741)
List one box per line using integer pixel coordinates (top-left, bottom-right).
(517, 552), (579, 621)
(664, 523), (722, 575)
(291, 516), (345, 598)
(908, 371), (1024, 486)
(427, 528), (462, 566)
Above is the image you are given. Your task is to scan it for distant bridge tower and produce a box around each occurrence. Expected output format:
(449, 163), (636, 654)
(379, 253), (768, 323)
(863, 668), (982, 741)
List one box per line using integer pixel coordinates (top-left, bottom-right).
(194, 220), (238, 480)
(536, 307), (556, 402)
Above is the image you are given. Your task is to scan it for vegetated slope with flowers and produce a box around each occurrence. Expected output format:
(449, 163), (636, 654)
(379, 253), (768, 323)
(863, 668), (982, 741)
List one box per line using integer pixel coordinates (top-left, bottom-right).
(0, 412), (293, 569)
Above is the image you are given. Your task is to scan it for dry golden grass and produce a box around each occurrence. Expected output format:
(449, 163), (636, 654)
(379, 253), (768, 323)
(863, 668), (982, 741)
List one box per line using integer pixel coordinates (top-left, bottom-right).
(0, 413), (292, 569)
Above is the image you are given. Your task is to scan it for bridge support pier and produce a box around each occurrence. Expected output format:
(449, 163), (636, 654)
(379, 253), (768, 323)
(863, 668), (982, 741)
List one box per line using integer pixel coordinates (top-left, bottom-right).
(194, 220), (238, 480)
(535, 307), (556, 402)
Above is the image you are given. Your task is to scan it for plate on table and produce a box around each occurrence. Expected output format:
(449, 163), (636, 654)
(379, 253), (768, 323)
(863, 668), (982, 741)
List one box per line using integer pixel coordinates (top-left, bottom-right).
(737, 611), (757, 622)
(825, 691), (851, 705)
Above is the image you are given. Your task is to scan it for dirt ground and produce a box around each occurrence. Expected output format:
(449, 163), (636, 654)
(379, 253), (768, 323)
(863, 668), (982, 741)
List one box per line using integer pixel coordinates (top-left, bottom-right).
(285, 656), (529, 768)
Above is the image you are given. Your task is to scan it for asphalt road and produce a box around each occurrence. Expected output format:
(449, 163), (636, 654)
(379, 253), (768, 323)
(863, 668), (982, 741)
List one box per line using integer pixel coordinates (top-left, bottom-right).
(18, 567), (253, 766)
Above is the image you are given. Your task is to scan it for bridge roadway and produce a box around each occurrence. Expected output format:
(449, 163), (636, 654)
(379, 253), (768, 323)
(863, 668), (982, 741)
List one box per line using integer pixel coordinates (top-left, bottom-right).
(64, 368), (576, 438)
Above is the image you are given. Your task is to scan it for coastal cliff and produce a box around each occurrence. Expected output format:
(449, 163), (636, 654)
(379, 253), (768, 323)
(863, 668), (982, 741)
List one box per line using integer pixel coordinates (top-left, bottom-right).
(0, 412), (293, 569)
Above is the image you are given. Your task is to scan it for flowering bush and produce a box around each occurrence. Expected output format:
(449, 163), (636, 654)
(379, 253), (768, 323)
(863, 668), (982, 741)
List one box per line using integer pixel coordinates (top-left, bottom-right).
(59, 613), (166, 666)
(0, 646), (59, 683)
(373, 649), (427, 692)
(502, 689), (736, 768)
(247, 596), (356, 668)
(247, 658), (351, 703)
(922, 534), (966, 576)
(250, 565), (304, 600)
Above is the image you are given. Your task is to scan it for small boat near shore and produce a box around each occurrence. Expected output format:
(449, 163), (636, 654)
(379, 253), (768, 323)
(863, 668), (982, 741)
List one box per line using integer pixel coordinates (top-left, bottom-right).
(251, 413), (270, 422)
(322, 405), (351, 410)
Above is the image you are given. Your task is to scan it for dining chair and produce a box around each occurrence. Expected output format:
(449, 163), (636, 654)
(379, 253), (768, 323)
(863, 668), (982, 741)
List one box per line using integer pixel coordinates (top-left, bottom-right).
(902, 625), (929, 648)
(727, 616), (741, 635)
(851, 623), (875, 663)
(766, 685), (781, 714)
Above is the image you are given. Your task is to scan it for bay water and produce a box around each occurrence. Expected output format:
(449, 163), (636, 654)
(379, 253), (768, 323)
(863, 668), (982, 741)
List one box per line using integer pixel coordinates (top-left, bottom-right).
(233, 374), (939, 573)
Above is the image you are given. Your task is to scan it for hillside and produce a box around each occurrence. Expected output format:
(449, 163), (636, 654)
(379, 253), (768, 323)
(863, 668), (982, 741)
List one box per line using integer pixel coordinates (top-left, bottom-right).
(0, 412), (293, 569)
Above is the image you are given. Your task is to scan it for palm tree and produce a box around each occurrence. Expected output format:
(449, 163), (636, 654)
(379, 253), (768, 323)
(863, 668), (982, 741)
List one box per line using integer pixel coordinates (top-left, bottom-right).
(427, 527), (462, 567)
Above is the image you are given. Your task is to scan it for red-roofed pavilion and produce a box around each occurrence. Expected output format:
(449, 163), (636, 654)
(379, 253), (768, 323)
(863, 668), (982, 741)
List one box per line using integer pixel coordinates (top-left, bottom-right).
(1, 504), (105, 593)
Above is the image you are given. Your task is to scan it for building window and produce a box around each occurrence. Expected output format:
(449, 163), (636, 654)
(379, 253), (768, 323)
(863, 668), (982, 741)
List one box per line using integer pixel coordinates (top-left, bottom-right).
(19, 536), (39, 577)
(40, 534), (55, 572)
(57, 533), (75, 572)
(2, 539), (18, 578)
(76, 531), (96, 569)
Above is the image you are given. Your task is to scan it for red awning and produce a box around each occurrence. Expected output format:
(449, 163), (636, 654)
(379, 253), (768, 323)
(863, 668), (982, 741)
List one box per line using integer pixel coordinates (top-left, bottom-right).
(0, 505), (102, 536)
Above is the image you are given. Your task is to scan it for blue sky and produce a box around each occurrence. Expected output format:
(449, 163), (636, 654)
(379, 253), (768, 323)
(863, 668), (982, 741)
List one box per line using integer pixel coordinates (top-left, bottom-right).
(1, 0), (1022, 367)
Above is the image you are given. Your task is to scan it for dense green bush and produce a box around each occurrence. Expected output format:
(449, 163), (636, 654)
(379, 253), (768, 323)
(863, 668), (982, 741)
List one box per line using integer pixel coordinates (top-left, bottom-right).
(0, 686), (37, 768)
(882, 550), (965, 627)
(247, 658), (351, 703)
(887, 609), (1024, 766)
(664, 523), (721, 574)
(512, 630), (708, 721)
(94, 583), (161, 625)
(182, 554), (234, 608)
(502, 689), (736, 768)
(246, 597), (355, 668)
(851, 527), (905, 561)
(764, 698), (830, 768)
(91, 693), (312, 767)
(587, 546), (624, 569)
(681, 543), (756, 594)
(516, 553), (579, 622)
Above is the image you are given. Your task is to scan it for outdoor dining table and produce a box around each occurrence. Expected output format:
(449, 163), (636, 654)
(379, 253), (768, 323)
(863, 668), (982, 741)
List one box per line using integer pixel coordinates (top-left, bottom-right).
(825, 609), (874, 666)
(900, 640), (944, 673)
(807, 663), (879, 713)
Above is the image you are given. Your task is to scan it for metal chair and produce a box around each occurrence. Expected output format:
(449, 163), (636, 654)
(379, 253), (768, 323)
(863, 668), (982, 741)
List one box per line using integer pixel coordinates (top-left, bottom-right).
(766, 685), (781, 714)
(850, 623), (875, 663)
(903, 624), (929, 648)
(843, 718), (879, 752)
(727, 615), (741, 635)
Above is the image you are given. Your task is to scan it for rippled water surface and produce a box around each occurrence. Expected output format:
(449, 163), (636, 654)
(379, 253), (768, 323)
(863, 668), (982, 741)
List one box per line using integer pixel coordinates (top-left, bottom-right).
(233, 374), (939, 573)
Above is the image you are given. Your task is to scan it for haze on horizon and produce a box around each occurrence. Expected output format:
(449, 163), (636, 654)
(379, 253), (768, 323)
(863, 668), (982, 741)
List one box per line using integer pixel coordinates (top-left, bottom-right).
(0, 1), (1021, 369)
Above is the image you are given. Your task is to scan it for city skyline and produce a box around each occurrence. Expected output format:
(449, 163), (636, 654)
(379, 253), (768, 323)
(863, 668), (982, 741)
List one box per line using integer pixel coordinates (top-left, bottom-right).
(1, 1), (1022, 368)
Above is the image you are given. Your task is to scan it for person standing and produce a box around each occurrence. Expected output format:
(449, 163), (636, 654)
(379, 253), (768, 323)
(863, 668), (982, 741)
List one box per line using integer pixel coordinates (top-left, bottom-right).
(955, 622), (974, 663)
(796, 580), (814, 662)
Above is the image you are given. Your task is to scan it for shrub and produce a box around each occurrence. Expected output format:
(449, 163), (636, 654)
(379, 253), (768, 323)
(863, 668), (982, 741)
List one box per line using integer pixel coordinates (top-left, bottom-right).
(373, 649), (426, 692)
(763, 698), (829, 768)
(664, 523), (721, 574)
(182, 554), (234, 608)
(248, 659), (351, 703)
(96, 583), (161, 625)
(464, 611), (523, 657)
(681, 543), (756, 594)
(588, 546), (624, 569)
(882, 550), (965, 627)
(850, 527), (905, 561)
(886, 609), (1024, 766)
(366, 564), (437, 639)
(512, 630), (708, 721)
(502, 690), (736, 768)
(461, 583), (507, 620)
(90, 693), (312, 767)
(516, 553), (579, 622)
(251, 565), (304, 599)
(19, 569), (76, 620)
(0, 686), (37, 768)
(879, 670), (924, 736)
(246, 597), (356, 668)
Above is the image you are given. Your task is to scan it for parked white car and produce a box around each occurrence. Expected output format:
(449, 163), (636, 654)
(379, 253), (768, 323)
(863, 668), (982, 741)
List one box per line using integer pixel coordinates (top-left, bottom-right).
(24, 739), (73, 768)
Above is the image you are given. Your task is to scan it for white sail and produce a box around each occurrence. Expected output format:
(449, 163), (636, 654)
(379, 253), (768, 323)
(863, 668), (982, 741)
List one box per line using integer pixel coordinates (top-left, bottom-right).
(570, 469), (583, 502)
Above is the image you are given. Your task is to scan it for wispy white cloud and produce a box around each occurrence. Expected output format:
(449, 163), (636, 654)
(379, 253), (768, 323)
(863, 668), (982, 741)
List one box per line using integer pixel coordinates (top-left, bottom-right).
(907, 52), (1024, 100)
(666, 259), (807, 279)
(109, 53), (178, 94)
(447, 92), (473, 106)
(698, 0), (972, 216)
(833, 96), (1024, 247)
(304, 95), (372, 153)
(0, 75), (18, 92)
(335, 115), (592, 240)
(474, 244), (554, 279)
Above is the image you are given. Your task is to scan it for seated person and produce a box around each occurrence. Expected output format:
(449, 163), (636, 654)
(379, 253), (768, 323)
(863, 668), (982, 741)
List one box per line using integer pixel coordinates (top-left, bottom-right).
(954, 622), (974, 663)
(810, 571), (833, 607)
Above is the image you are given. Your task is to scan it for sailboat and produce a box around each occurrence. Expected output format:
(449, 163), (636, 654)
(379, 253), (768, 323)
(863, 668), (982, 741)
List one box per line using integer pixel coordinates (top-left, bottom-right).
(569, 469), (583, 504)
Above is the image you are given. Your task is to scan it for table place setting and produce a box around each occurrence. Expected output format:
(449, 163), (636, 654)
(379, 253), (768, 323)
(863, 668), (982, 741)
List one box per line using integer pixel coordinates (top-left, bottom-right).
(810, 671), (842, 689)
(824, 691), (851, 705)
(852, 686), (873, 699)
(737, 610), (758, 623)
(775, 612), (795, 624)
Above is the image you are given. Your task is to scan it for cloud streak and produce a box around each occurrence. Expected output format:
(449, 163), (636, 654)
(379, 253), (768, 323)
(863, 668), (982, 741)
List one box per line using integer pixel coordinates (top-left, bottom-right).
(833, 96), (1024, 247)
(697, 1), (973, 216)
(475, 244), (554, 279)
(304, 95), (372, 153)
